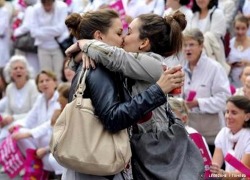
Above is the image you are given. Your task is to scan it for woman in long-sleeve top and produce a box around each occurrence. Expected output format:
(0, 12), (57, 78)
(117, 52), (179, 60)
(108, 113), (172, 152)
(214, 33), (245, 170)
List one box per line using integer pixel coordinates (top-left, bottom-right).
(10, 70), (64, 175)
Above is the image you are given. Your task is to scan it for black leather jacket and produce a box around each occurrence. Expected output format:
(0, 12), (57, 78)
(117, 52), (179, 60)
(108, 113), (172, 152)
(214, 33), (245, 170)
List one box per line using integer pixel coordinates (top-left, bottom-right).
(69, 63), (166, 133)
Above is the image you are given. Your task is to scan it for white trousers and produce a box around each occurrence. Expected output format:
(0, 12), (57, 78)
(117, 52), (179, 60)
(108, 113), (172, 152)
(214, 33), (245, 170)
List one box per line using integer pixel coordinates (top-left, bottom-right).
(17, 128), (64, 174)
(38, 47), (64, 82)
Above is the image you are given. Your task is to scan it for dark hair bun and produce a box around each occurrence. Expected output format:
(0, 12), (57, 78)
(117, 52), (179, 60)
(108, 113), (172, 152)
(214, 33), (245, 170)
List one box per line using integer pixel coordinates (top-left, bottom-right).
(65, 13), (82, 31)
(172, 11), (187, 31)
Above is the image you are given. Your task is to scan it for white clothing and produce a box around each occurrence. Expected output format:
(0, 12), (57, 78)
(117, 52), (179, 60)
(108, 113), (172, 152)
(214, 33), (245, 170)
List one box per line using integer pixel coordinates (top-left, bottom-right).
(140, 0), (165, 16)
(227, 37), (250, 87)
(0, 96), (7, 113)
(243, 0), (250, 36)
(187, 7), (228, 73)
(18, 91), (60, 132)
(203, 32), (231, 74)
(17, 128), (64, 174)
(215, 127), (250, 171)
(218, 0), (237, 30)
(0, 80), (39, 140)
(83, 0), (109, 12)
(37, 47), (64, 82)
(5, 80), (38, 118)
(31, 1), (69, 49)
(14, 6), (40, 74)
(15, 91), (62, 172)
(122, 0), (164, 18)
(122, 0), (141, 19)
(30, 1), (68, 81)
(70, 0), (88, 13)
(188, 7), (226, 39)
(183, 52), (231, 127)
(163, 6), (193, 27)
(0, 6), (11, 67)
(234, 87), (244, 96)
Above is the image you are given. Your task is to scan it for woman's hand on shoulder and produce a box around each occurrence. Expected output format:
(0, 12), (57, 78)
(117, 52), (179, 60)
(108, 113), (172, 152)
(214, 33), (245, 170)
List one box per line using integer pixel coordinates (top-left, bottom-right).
(82, 53), (96, 70)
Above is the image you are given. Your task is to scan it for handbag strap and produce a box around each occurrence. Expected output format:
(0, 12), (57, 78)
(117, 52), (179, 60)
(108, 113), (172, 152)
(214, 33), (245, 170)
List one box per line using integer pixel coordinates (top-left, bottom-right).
(164, 94), (175, 126)
(164, 95), (186, 128)
(75, 70), (88, 107)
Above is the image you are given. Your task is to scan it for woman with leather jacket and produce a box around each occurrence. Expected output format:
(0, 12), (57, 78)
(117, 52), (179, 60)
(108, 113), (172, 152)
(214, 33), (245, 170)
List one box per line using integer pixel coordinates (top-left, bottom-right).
(63, 9), (184, 180)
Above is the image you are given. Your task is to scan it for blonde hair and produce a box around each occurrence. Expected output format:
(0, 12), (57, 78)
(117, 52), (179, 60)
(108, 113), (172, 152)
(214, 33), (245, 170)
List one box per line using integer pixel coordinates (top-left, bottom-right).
(168, 97), (189, 116)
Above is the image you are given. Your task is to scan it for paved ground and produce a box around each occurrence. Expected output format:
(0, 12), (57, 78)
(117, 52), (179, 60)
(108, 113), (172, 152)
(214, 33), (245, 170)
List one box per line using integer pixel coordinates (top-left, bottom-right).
(0, 173), (22, 180)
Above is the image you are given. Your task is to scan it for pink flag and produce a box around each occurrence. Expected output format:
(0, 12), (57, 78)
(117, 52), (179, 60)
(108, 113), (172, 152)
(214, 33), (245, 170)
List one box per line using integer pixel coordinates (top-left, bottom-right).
(109, 0), (128, 30)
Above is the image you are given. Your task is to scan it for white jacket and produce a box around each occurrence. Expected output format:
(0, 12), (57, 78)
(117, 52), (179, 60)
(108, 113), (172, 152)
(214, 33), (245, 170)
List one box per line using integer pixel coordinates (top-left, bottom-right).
(183, 52), (231, 125)
(30, 1), (69, 49)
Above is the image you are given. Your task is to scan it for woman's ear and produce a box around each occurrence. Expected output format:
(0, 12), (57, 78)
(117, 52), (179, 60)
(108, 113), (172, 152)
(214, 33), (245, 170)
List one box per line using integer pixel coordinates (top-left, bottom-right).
(93, 30), (103, 41)
(139, 38), (150, 51)
(181, 114), (188, 124)
(245, 113), (250, 121)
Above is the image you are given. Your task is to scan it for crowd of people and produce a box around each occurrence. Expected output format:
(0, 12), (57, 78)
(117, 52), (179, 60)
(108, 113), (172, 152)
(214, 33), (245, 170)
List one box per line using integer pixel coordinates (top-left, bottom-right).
(0, 0), (250, 179)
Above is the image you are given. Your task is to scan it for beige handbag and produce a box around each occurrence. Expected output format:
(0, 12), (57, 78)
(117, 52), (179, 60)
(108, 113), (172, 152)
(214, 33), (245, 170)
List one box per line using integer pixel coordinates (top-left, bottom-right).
(50, 70), (131, 176)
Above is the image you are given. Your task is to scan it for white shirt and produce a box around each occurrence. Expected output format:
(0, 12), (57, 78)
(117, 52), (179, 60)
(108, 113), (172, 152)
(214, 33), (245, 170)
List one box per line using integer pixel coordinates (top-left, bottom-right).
(30, 1), (69, 49)
(5, 79), (39, 121)
(14, 6), (35, 37)
(227, 37), (250, 88)
(163, 6), (193, 26)
(183, 52), (231, 126)
(188, 7), (226, 39)
(215, 127), (250, 171)
(18, 91), (60, 139)
(0, 6), (10, 67)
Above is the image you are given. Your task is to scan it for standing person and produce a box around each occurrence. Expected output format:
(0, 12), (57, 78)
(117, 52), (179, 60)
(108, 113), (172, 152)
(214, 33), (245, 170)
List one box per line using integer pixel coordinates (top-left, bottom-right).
(140, 0), (165, 16)
(238, 0), (250, 36)
(181, 28), (231, 154)
(64, 9), (188, 179)
(0, 0), (11, 67)
(0, 55), (39, 142)
(69, 11), (187, 133)
(187, 0), (230, 73)
(10, 70), (64, 175)
(227, 15), (250, 88)
(13, 0), (39, 75)
(30, 0), (69, 81)
(164, 0), (193, 25)
(210, 95), (250, 178)
(83, 0), (109, 12)
(122, 0), (165, 24)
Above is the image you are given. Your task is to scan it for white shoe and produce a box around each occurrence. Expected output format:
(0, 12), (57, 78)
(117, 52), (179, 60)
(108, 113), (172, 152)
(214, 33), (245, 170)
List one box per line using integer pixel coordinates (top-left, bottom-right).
(19, 168), (25, 176)
(0, 166), (4, 173)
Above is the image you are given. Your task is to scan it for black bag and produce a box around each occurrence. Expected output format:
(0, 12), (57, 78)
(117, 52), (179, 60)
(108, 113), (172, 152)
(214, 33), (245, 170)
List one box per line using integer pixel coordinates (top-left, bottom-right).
(131, 105), (205, 180)
(14, 32), (37, 53)
(56, 35), (74, 56)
